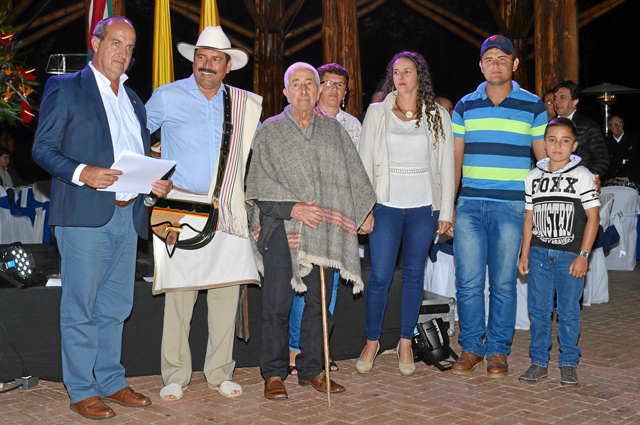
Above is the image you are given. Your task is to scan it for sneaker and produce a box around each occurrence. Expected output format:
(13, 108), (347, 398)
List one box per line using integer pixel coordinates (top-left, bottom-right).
(560, 366), (579, 386)
(519, 364), (548, 383)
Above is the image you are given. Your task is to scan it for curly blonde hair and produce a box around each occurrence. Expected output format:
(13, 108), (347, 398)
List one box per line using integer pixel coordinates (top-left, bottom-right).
(382, 51), (445, 147)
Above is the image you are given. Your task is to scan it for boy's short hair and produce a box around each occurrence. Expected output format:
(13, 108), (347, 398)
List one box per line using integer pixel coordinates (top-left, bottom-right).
(545, 117), (577, 138)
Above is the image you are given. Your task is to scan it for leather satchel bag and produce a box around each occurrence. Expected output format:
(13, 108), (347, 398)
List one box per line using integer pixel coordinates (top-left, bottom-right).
(149, 87), (233, 258)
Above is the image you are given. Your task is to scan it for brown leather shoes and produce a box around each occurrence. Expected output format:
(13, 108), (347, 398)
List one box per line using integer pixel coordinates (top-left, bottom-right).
(264, 376), (288, 400)
(102, 387), (151, 407)
(487, 354), (508, 378)
(451, 351), (484, 375)
(70, 396), (116, 420)
(298, 371), (346, 394)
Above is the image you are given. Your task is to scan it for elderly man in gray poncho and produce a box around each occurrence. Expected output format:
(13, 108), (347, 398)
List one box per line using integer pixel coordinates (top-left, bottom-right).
(246, 62), (376, 401)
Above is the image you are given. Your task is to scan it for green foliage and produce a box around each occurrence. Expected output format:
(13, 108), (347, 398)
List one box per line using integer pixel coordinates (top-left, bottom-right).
(0, 11), (39, 127)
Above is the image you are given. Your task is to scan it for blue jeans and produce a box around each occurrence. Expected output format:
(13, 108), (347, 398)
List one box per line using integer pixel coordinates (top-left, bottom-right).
(527, 247), (583, 367)
(55, 204), (138, 403)
(453, 198), (525, 357)
(289, 269), (339, 351)
(366, 204), (439, 340)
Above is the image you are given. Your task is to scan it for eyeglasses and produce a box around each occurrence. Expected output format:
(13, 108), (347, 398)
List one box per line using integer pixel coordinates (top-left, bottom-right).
(608, 122), (624, 128)
(320, 80), (346, 89)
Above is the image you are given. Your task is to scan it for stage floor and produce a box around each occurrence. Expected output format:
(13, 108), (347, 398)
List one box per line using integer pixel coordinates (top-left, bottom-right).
(1, 268), (639, 424)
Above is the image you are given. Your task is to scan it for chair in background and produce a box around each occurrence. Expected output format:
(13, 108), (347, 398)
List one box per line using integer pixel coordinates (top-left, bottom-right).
(0, 186), (35, 244)
(31, 180), (52, 243)
(602, 186), (640, 271)
(583, 192), (614, 306)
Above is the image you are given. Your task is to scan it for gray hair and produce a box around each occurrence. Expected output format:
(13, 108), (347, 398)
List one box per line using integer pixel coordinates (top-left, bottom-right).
(92, 16), (134, 42)
(284, 62), (320, 91)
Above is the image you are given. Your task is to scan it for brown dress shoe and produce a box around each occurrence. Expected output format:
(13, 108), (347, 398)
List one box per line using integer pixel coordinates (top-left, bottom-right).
(298, 371), (346, 393)
(487, 354), (509, 378)
(264, 376), (288, 400)
(102, 386), (151, 407)
(451, 351), (484, 375)
(70, 396), (116, 420)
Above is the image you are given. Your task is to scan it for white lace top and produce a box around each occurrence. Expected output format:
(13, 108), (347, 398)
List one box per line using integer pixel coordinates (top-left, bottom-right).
(381, 113), (433, 208)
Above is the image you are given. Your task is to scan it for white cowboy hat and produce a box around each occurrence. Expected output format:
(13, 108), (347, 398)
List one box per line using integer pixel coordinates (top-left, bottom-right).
(177, 26), (249, 71)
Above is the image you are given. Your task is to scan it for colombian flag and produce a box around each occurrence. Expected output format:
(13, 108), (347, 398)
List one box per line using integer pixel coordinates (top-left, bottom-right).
(87, 0), (114, 47)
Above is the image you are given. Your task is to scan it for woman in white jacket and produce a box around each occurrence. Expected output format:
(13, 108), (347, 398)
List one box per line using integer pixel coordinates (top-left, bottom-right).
(356, 51), (455, 376)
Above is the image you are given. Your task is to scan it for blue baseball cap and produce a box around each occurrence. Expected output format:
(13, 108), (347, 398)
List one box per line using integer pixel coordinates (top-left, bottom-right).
(480, 35), (515, 57)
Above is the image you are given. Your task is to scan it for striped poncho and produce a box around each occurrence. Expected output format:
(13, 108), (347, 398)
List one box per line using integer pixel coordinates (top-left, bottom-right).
(245, 112), (376, 293)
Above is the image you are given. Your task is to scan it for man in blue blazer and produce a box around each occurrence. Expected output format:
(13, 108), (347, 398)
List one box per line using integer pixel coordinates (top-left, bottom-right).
(32, 16), (172, 420)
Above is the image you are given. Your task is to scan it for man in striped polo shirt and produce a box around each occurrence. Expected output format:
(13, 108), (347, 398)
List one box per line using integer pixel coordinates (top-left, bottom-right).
(448, 35), (547, 378)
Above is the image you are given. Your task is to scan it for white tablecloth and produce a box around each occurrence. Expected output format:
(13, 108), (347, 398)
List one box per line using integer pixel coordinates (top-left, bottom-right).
(0, 186), (34, 244)
(601, 186), (639, 271)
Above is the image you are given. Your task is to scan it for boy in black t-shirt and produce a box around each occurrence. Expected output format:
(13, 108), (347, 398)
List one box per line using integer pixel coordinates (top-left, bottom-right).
(517, 117), (600, 386)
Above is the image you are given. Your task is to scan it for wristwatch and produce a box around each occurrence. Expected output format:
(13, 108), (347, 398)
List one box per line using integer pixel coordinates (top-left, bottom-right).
(578, 250), (590, 258)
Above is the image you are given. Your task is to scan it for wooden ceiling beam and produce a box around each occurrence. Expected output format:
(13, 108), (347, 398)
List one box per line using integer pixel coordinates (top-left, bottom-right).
(15, 2), (83, 33)
(169, 3), (199, 24)
(413, 0), (490, 39)
(579, 0), (626, 28)
(285, 17), (322, 40)
(169, 0), (253, 38)
(283, 31), (321, 56)
(21, 9), (84, 48)
(402, 0), (482, 48)
(484, 0), (511, 37)
(241, 0), (266, 30)
(277, 0), (306, 31)
(6, 0), (34, 23)
(357, 0), (386, 17)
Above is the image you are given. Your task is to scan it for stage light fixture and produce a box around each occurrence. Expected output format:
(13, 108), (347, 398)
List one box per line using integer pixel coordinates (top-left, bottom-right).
(0, 243), (36, 289)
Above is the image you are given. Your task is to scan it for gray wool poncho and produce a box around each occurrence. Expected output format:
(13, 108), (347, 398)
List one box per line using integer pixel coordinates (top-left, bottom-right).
(245, 111), (376, 294)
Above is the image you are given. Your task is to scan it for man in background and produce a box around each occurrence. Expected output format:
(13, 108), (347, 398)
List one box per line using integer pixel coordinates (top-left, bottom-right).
(604, 115), (639, 183)
(553, 80), (608, 177)
(435, 97), (454, 118)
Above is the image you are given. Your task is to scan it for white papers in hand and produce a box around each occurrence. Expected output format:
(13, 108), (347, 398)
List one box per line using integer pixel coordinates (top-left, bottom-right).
(98, 150), (176, 194)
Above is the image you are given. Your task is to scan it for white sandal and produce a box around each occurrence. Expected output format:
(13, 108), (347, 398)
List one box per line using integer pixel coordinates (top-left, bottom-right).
(159, 383), (184, 401)
(211, 381), (243, 398)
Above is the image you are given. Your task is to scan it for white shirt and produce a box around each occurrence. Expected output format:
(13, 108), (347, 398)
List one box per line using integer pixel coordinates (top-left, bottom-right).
(382, 114), (432, 208)
(336, 110), (361, 149)
(72, 62), (144, 201)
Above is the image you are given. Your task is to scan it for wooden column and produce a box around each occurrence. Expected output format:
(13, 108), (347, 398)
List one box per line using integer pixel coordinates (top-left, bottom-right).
(534, 0), (578, 96)
(253, 0), (284, 119)
(496, 0), (530, 90)
(322, 0), (363, 116)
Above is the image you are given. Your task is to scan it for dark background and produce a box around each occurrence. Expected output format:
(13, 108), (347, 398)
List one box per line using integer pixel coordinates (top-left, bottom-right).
(5, 0), (640, 181)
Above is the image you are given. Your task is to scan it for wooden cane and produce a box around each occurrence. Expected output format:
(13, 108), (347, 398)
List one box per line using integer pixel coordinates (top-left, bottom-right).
(319, 266), (331, 406)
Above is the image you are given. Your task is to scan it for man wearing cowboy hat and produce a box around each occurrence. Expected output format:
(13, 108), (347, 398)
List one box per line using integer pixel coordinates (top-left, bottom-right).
(146, 26), (262, 401)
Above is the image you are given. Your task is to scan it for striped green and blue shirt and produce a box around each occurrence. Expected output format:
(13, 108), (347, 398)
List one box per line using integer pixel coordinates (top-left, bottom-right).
(452, 81), (547, 202)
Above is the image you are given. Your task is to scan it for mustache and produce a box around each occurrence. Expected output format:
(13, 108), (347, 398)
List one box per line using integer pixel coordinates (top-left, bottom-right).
(198, 68), (217, 74)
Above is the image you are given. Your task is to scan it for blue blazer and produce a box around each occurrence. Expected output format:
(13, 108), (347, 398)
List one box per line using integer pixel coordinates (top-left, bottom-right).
(32, 66), (150, 238)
